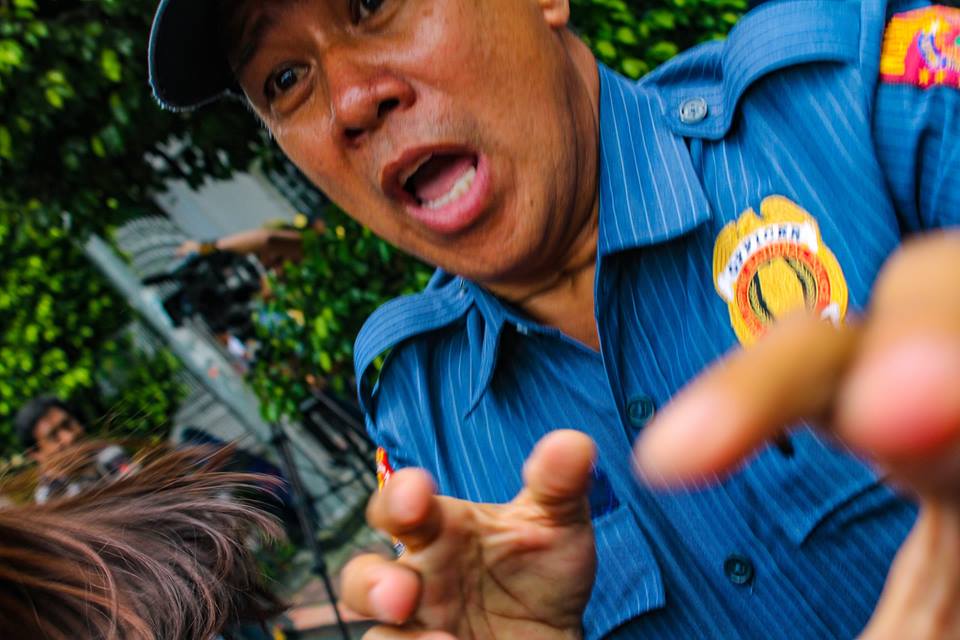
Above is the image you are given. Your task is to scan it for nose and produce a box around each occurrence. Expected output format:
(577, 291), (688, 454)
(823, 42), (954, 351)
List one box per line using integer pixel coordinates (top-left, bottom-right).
(327, 56), (414, 143)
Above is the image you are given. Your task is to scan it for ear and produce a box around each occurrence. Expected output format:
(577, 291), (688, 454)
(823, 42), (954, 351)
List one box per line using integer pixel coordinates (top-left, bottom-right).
(538, 0), (571, 28)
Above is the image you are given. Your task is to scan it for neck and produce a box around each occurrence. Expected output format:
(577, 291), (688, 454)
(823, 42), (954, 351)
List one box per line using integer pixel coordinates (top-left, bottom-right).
(487, 35), (602, 350)
(500, 213), (601, 350)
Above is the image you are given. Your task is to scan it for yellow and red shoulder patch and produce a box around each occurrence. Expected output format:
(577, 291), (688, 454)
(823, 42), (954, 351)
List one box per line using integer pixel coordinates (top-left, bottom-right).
(375, 447), (394, 491)
(880, 5), (960, 88)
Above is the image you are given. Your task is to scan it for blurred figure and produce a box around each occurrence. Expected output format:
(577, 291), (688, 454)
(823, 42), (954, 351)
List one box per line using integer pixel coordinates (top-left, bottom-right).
(14, 396), (90, 503)
(177, 218), (325, 270)
(0, 444), (285, 639)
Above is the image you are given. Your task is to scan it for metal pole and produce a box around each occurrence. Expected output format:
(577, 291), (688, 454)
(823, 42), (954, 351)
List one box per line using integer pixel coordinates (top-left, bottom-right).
(269, 421), (351, 640)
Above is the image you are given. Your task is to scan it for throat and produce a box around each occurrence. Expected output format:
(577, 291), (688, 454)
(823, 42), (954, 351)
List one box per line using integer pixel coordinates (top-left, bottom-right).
(514, 263), (600, 351)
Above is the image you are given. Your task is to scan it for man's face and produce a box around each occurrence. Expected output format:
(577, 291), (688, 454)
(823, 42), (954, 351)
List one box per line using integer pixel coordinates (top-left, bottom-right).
(32, 407), (84, 464)
(229, 0), (599, 287)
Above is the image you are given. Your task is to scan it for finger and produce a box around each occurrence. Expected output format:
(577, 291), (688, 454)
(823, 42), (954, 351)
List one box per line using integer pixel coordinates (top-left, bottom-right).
(342, 553), (422, 625)
(519, 429), (596, 524)
(362, 626), (458, 640)
(635, 313), (860, 487)
(835, 233), (960, 487)
(367, 468), (444, 551)
(836, 236), (960, 461)
(859, 502), (960, 639)
(837, 336), (960, 460)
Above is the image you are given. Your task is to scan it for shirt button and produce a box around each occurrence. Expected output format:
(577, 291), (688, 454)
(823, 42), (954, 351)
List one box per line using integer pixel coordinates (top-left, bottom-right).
(626, 395), (656, 429)
(723, 554), (755, 586)
(515, 323), (530, 336)
(679, 97), (709, 124)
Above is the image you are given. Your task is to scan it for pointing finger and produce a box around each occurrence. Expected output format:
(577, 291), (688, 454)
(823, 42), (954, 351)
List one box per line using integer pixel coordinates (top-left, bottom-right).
(635, 313), (859, 487)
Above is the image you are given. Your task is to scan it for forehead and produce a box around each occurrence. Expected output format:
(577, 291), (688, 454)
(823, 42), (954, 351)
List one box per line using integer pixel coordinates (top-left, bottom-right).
(219, 0), (320, 72)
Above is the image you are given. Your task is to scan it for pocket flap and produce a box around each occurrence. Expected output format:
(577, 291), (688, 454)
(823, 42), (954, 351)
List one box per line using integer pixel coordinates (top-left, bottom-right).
(742, 427), (880, 545)
(583, 506), (665, 640)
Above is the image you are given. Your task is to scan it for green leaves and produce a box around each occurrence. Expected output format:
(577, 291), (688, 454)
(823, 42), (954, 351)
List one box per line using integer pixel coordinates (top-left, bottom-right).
(100, 48), (122, 82)
(0, 208), (184, 455)
(571, 0), (746, 78)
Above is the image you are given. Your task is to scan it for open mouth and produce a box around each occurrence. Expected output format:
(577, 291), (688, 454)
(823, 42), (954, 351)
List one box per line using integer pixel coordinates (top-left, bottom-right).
(386, 148), (490, 235)
(401, 152), (478, 210)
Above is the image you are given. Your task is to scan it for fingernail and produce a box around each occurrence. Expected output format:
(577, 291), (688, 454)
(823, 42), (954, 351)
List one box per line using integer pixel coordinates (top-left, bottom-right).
(369, 580), (401, 624)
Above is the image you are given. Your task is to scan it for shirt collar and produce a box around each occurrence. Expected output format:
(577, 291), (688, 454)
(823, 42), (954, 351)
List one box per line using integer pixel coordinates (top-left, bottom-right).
(596, 63), (713, 256)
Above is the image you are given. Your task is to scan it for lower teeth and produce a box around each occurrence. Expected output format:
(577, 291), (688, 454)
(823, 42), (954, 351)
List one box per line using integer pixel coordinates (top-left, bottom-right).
(423, 166), (477, 210)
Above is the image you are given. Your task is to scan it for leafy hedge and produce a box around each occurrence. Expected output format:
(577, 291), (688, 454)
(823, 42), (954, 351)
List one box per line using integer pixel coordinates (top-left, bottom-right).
(0, 211), (184, 454)
(0, 0), (267, 453)
(247, 0), (747, 423)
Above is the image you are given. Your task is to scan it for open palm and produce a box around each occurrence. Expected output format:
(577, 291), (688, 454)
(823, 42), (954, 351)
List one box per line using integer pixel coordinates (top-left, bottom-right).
(343, 430), (597, 640)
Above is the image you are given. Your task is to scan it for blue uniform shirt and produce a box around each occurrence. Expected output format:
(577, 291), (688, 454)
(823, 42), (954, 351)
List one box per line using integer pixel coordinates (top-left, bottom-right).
(355, 0), (960, 637)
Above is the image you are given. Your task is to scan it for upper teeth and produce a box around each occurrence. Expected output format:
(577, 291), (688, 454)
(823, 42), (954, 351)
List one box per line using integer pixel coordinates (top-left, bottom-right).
(424, 166), (477, 210)
(399, 154), (433, 187)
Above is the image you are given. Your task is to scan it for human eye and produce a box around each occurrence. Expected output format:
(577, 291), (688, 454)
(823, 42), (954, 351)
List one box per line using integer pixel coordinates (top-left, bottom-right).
(263, 63), (309, 102)
(349, 0), (385, 24)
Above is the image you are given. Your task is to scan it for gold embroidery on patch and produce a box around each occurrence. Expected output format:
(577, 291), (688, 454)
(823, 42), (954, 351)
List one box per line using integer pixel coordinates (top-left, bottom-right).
(712, 196), (848, 346)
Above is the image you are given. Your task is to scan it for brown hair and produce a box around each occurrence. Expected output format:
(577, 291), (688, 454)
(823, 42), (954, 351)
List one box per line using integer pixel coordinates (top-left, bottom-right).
(0, 443), (286, 639)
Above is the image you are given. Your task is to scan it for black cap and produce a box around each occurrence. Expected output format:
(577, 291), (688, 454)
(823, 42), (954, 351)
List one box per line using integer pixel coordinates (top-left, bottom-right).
(148, 0), (239, 111)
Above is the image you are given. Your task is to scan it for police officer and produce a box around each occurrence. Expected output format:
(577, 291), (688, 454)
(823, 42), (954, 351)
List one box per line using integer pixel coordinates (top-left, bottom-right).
(149, 0), (960, 637)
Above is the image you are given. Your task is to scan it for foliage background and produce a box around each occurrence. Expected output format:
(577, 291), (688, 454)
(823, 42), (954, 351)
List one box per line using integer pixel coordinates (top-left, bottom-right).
(1, 0), (746, 450)
(0, 0), (268, 453)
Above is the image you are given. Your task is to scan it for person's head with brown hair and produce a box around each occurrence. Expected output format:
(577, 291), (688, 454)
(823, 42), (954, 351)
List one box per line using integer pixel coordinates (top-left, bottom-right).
(0, 443), (286, 639)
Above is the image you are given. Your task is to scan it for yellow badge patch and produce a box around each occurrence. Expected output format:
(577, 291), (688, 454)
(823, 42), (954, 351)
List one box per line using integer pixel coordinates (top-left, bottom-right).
(880, 5), (960, 88)
(712, 196), (848, 346)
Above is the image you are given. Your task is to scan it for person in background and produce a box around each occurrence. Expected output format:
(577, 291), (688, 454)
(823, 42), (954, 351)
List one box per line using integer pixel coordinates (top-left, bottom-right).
(14, 396), (90, 503)
(177, 215), (325, 270)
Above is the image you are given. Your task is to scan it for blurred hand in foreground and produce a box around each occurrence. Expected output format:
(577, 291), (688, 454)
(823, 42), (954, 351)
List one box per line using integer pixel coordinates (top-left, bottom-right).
(635, 231), (960, 639)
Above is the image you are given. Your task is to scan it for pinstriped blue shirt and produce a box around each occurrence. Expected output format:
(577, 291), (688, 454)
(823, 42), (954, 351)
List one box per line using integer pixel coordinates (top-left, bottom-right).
(355, 0), (960, 636)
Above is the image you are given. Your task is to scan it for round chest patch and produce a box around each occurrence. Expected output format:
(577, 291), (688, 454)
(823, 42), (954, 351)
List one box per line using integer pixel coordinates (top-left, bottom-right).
(712, 195), (848, 346)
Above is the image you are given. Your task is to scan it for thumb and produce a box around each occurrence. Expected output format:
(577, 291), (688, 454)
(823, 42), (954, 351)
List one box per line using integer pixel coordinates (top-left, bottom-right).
(519, 429), (596, 524)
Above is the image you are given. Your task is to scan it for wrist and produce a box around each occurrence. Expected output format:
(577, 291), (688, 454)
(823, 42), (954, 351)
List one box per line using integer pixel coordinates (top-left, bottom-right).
(197, 239), (219, 256)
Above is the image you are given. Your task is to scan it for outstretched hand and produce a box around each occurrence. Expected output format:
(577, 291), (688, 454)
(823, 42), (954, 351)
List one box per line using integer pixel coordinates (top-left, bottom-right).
(342, 430), (598, 640)
(635, 231), (960, 638)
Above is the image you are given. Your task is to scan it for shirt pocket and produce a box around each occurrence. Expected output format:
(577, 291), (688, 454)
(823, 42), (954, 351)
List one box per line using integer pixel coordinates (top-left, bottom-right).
(583, 505), (664, 640)
(741, 427), (886, 545)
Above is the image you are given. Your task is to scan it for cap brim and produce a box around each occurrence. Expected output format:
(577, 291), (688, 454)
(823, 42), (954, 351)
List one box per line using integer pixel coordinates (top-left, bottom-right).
(148, 0), (239, 111)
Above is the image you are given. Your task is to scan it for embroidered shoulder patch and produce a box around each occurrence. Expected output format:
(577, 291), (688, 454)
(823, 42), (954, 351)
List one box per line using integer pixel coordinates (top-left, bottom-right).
(375, 447), (394, 491)
(375, 447), (405, 555)
(880, 5), (960, 88)
(712, 196), (848, 346)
